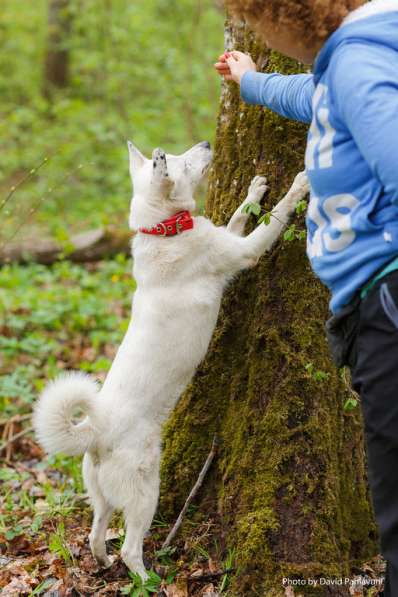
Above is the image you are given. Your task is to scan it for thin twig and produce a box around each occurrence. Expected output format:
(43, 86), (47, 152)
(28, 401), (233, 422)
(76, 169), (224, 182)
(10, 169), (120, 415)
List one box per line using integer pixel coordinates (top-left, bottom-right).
(0, 156), (51, 213)
(0, 162), (92, 250)
(162, 435), (218, 549)
(0, 425), (33, 454)
(242, 203), (288, 227)
(269, 211), (288, 226)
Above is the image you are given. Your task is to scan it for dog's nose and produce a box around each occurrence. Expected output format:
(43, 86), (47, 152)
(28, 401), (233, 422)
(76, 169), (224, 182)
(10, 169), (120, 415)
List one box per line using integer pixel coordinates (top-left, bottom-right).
(200, 141), (211, 150)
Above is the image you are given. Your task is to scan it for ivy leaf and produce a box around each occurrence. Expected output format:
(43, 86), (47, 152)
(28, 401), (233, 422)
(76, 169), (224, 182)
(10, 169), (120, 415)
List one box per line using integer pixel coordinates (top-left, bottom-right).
(344, 398), (359, 412)
(298, 230), (307, 241)
(243, 202), (262, 216)
(251, 203), (262, 216)
(283, 225), (296, 241)
(295, 199), (308, 214)
(259, 212), (271, 226)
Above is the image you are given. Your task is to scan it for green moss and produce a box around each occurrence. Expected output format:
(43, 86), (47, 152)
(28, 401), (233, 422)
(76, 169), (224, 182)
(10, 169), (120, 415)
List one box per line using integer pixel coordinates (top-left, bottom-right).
(160, 21), (376, 596)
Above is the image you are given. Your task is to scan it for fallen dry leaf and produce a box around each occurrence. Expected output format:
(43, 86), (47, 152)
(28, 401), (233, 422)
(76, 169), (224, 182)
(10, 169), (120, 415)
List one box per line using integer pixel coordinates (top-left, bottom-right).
(208, 558), (218, 574)
(1, 574), (35, 596)
(164, 581), (189, 597)
(105, 527), (124, 541)
(190, 568), (205, 578)
(201, 583), (218, 596)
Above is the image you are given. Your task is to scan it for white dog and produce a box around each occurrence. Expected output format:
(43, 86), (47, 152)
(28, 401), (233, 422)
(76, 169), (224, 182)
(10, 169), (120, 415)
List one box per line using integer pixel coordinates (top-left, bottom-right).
(33, 140), (308, 579)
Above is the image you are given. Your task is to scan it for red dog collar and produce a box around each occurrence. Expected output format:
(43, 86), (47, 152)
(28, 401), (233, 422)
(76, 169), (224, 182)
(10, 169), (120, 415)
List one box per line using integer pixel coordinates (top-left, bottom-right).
(139, 210), (194, 237)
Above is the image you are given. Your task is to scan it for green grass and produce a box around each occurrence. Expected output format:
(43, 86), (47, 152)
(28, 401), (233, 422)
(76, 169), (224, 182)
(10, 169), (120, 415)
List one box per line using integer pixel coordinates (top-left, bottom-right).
(0, 256), (134, 418)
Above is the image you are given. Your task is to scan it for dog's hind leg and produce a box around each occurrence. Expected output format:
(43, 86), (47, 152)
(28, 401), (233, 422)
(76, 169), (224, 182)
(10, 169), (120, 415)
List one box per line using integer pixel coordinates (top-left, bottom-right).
(121, 472), (159, 580)
(227, 176), (268, 236)
(83, 453), (114, 568)
(89, 496), (114, 568)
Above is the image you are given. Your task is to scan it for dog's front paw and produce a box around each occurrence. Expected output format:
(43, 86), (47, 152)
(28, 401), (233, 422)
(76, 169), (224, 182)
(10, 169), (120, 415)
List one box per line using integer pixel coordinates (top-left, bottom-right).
(284, 171), (310, 212)
(247, 175), (268, 204)
(292, 171), (310, 196)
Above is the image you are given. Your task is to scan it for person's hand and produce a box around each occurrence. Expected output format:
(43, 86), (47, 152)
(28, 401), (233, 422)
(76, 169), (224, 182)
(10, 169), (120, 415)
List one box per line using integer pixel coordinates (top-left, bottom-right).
(214, 51), (256, 84)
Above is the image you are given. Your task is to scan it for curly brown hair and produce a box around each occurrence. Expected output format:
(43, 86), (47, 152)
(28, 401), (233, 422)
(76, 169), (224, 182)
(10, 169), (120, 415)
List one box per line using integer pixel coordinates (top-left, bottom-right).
(225, 0), (366, 43)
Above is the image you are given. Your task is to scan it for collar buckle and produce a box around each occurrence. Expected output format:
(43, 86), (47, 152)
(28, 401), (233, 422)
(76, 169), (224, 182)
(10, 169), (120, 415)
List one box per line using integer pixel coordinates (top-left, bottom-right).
(156, 223), (167, 236)
(176, 215), (184, 234)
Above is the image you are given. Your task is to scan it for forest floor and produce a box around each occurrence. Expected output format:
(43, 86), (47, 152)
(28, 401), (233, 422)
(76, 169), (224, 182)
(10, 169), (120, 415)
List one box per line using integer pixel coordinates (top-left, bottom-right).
(0, 439), (230, 597)
(0, 257), (388, 597)
(0, 440), (233, 597)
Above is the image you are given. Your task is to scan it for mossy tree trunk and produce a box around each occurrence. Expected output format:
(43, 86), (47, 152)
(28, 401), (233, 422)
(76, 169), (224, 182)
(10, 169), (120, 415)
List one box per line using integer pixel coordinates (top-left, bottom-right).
(160, 20), (377, 596)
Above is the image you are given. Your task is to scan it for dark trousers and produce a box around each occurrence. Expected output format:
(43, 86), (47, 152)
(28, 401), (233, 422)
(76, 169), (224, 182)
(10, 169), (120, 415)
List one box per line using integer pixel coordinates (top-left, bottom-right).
(350, 270), (398, 596)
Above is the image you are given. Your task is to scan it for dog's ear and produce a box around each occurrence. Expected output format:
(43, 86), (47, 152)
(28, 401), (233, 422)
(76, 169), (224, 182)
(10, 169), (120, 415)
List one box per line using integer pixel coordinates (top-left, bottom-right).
(127, 141), (146, 178)
(151, 148), (173, 193)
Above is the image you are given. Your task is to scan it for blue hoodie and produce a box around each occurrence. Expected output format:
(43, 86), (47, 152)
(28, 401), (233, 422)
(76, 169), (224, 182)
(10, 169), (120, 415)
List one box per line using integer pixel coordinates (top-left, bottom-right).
(240, 0), (398, 313)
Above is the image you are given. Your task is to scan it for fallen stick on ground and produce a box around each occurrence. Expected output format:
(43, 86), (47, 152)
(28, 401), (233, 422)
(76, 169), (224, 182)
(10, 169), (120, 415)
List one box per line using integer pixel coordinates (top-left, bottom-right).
(0, 227), (131, 265)
(162, 435), (218, 549)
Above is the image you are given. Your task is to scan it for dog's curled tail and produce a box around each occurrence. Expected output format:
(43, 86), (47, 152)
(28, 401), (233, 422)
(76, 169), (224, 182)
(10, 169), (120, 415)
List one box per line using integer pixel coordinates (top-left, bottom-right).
(33, 372), (99, 456)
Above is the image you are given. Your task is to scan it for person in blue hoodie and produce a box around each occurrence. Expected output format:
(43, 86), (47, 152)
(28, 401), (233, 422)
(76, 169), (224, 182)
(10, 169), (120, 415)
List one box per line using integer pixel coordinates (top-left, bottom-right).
(215, 0), (398, 595)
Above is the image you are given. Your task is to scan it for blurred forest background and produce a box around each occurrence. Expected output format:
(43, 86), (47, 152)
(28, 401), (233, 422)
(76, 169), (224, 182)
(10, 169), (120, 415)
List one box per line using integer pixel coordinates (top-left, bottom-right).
(0, 0), (222, 237)
(0, 2), (228, 595)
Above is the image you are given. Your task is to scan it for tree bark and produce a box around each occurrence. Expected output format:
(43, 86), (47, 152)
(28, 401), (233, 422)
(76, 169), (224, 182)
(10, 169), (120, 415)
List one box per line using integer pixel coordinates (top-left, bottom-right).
(160, 20), (377, 596)
(44, 0), (71, 95)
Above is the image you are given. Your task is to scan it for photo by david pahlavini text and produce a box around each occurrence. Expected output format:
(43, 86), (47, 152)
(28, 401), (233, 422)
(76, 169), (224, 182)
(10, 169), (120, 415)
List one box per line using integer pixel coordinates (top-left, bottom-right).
(282, 577), (384, 588)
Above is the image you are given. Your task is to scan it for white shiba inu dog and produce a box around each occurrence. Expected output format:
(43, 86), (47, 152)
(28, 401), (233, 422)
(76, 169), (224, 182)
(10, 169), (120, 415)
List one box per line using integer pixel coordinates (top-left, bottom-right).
(33, 140), (308, 579)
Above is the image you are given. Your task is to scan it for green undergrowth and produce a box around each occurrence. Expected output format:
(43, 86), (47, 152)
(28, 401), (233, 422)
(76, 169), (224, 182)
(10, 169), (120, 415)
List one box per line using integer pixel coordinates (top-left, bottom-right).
(0, 256), (134, 419)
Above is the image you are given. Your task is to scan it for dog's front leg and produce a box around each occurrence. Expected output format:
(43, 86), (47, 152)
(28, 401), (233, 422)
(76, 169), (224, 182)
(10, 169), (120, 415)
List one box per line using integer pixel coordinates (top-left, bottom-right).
(213, 171), (309, 274)
(240, 171), (309, 264)
(226, 176), (268, 236)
